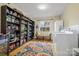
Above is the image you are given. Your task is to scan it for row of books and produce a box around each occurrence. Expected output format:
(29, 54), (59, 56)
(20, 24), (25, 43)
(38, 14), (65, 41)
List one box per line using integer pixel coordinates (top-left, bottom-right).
(6, 15), (20, 24)
(6, 9), (21, 17)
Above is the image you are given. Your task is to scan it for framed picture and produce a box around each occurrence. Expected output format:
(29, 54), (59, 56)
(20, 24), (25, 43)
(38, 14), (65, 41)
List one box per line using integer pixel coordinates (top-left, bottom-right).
(39, 21), (50, 31)
(40, 27), (50, 31)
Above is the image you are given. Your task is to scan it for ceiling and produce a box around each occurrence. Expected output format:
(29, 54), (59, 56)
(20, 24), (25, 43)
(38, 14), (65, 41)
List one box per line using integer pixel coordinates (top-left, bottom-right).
(13, 3), (68, 19)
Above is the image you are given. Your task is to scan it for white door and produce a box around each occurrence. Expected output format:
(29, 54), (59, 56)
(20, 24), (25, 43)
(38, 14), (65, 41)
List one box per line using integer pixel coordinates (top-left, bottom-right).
(54, 20), (63, 32)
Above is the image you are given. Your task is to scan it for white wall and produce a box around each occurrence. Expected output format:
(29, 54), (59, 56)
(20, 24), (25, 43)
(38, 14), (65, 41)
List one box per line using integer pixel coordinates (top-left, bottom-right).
(63, 4), (79, 28)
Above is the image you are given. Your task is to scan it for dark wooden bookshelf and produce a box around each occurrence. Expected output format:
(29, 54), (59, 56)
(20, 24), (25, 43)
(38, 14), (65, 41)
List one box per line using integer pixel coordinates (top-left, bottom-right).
(0, 5), (34, 56)
(1, 5), (22, 55)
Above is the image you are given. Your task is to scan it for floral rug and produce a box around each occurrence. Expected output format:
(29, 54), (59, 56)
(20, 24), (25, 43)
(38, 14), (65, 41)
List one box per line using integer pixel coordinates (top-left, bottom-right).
(16, 41), (53, 56)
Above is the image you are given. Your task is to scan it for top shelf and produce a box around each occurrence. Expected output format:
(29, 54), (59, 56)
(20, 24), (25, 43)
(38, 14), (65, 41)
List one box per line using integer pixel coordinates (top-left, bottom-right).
(6, 5), (23, 15)
(6, 13), (21, 19)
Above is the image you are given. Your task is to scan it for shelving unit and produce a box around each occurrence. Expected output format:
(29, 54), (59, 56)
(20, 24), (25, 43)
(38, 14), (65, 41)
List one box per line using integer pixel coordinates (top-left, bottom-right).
(1, 5), (22, 55)
(0, 5), (34, 55)
(20, 16), (28, 45)
(28, 19), (34, 41)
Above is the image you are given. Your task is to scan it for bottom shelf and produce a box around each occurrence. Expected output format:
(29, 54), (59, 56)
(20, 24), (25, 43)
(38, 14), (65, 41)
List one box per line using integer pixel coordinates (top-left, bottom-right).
(8, 41), (20, 53)
(8, 38), (27, 53)
(9, 42), (28, 56)
(8, 38), (33, 55)
(20, 39), (27, 46)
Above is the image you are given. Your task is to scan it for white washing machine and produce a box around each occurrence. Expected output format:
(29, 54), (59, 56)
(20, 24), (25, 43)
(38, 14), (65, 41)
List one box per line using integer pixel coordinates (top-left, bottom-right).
(52, 32), (79, 56)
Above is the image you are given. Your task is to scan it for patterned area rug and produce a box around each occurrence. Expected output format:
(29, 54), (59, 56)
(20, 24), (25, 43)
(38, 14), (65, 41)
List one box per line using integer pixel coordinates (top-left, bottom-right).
(16, 41), (53, 56)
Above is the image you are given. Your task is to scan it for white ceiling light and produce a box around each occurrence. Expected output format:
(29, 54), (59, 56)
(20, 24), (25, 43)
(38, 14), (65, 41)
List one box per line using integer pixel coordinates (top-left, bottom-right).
(38, 5), (47, 10)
